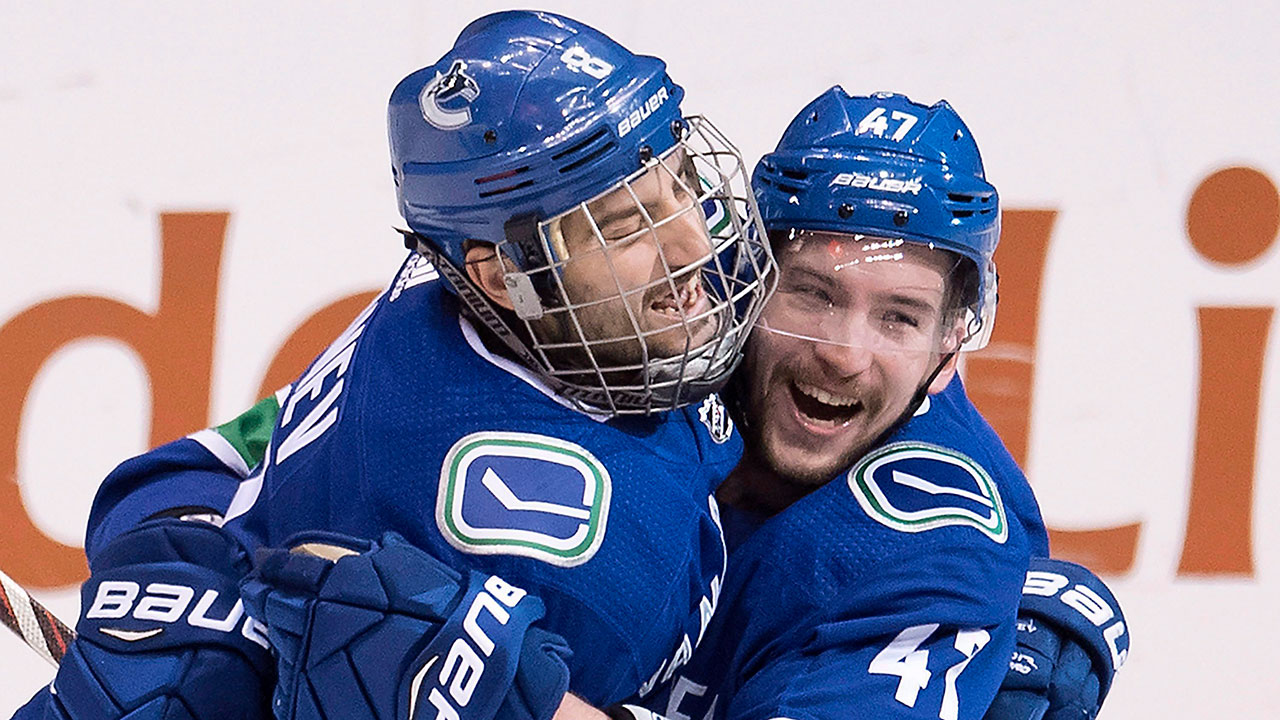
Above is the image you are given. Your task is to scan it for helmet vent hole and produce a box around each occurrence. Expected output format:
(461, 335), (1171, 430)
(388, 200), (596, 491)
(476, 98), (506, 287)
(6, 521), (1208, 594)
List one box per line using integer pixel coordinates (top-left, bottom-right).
(947, 193), (975, 203)
(552, 128), (608, 161)
(952, 210), (974, 219)
(776, 183), (803, 195)
(477, 179), (536, 198)
(559, 141), (616, 174)
(484, 129), (498, 144)
(780, 169), (808, 181)
(475, 166), (531, 185)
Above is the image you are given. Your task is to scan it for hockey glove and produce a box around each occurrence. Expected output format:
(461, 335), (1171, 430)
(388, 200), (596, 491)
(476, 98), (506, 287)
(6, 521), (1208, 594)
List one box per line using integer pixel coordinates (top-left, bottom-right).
(984, 557), (1129, 720)
(13, 518), (273, 720)
(240, 531), (570, 720)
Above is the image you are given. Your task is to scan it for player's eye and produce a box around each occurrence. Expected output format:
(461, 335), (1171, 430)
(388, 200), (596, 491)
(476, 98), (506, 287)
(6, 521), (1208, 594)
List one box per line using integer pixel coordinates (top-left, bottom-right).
(599, 213), (647, 243)
(879, 310), (923, 333)
(783, 282), (835, 311)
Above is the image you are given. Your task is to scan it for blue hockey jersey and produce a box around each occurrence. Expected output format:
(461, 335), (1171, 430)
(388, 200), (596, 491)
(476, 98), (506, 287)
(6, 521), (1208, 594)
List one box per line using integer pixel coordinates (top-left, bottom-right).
(83, 253), (740, 708)
(647, 378), (1049, 720)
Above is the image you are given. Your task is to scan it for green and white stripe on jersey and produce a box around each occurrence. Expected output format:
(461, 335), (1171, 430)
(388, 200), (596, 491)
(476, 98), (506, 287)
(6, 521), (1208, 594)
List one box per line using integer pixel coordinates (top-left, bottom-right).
(187, 386), (288, 478)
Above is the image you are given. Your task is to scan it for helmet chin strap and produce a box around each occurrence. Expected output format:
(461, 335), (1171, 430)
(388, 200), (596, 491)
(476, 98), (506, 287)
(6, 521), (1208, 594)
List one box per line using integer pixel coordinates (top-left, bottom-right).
(866, 350), (957, 452)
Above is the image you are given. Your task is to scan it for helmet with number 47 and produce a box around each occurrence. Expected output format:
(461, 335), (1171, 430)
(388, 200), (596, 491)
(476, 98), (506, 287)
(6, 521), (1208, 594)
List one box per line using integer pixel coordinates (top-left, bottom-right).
(389, 10), (775, 415)
(753, 87), (1000, 356)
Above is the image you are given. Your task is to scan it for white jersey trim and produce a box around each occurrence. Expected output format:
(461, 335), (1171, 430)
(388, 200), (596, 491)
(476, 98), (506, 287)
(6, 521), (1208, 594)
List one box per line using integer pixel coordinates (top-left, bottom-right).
(223, 460), (265, 525)
(187, 428), (252, 479)
(221, 385), (289, 524)
(458, 315), (611, 423)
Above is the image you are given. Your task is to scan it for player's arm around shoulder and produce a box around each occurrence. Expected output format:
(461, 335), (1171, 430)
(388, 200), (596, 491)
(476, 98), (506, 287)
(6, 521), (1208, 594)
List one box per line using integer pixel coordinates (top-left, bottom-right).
(725, 444), (1033, 719)
(10, 395), (287, 720)
(756, 542), (1025, 720)
(84, 390), (286, 556)
(984, 557), (1130, 720)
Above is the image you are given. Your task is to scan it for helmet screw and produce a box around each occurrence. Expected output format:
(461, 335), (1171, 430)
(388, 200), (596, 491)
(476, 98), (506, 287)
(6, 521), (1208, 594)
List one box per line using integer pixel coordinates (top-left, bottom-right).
(893, 210), (909, 227)
(669, 119), (686, 139)
(837, 203), (854, 219)
(483, 129), (498, 144)
(638, 145), (653, 163)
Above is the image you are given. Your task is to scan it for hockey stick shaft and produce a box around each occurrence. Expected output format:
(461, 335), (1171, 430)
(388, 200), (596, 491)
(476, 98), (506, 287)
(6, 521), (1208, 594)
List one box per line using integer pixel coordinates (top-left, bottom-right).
(0, 568), (73, 667)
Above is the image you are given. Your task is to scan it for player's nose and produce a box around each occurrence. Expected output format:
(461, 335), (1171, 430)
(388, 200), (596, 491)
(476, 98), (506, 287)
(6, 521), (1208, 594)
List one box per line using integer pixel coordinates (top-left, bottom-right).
(652, 193), (713, 271)
(809, 321), (875, 377)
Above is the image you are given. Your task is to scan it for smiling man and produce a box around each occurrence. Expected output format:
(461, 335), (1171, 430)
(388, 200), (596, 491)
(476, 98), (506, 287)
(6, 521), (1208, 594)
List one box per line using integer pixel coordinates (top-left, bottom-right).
(634, 88), (1125, 720)
(10, 12), (776, 720)
(730, 233), (977, 503)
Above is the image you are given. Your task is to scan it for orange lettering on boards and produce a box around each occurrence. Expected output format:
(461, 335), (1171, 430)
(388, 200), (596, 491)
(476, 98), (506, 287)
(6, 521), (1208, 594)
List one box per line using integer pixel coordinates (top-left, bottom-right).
(3, 173), (1277, 588)
(0, 213), (225, 587)
(1180, 167), (1278, 575)
(964, 210), (1142, 574)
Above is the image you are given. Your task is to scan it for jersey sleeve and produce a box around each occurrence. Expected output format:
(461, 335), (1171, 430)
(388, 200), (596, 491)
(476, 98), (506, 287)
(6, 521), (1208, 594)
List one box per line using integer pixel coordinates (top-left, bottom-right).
(84, 391), (284, 558)
(726, 622), (1012, 720)
(721, 544), (1023, 720)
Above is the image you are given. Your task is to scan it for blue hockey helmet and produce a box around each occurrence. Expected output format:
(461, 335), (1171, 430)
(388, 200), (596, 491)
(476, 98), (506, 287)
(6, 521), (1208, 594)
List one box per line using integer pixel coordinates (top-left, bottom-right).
(753, 87), (999, 351)
(390, 10), (688, 265)
(388, 11), (774, 414)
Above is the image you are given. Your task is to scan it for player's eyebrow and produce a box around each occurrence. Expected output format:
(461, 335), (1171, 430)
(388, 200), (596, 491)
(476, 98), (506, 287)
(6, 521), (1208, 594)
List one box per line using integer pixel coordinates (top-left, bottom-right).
(880, 291), (941, 315)
(590, 204), (643, 233)
(782, 265), (838, 287)
(585, 151), (699, 233)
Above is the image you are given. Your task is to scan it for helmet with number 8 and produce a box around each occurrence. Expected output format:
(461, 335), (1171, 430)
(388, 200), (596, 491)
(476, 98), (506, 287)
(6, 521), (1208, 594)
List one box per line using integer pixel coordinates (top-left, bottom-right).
(752, 86), (999, 350)
(389, 10), (774, 415)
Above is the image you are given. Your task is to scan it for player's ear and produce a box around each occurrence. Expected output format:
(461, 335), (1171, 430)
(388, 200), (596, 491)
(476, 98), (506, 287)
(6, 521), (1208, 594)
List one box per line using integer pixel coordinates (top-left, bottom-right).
(927, 314), (967, 394)
(463, 242), (516, 311)
(927, 352), (960, 395)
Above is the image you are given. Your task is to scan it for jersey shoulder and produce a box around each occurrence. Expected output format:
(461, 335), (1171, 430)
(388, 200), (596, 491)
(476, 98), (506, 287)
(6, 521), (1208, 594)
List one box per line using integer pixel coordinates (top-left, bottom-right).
(905, 376), (1049, 555)
(725, 378), (1037, 624)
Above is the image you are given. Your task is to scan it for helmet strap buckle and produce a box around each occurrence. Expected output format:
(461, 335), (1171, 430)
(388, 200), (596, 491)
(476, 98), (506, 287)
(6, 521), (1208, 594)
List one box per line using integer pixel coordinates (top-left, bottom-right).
(504, 272), (544, 320)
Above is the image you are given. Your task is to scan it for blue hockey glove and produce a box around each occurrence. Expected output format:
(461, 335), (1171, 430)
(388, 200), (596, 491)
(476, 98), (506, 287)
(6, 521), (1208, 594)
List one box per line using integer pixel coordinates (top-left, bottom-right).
(13, 518), (273, 720)
(240, 531), (571, 720)
(985, 557), (1129, 720)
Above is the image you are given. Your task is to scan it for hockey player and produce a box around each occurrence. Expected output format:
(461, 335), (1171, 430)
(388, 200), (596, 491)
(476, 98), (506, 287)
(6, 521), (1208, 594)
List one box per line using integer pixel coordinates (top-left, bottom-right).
(11, 11), (773, 720)
(627, 88), (1127, 720)
(236, 88), (1125, 720)
(387, 88), (1127, 720)
(240, 87), (1129, 720)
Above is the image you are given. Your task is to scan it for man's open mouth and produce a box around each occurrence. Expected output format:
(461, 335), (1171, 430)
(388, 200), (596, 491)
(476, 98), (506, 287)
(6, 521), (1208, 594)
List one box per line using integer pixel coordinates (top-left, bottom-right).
(650, 274), (709, 320)
(790, 380), (863, 426)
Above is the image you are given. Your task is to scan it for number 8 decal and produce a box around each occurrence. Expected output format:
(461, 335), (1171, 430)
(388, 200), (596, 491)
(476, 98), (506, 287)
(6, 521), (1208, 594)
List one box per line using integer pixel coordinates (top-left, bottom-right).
(561, 46), (614, 79)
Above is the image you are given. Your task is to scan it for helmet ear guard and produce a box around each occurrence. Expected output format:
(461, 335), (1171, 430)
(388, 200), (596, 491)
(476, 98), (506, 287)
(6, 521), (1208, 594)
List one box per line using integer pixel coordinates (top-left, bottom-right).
(499, 213), (550, 320)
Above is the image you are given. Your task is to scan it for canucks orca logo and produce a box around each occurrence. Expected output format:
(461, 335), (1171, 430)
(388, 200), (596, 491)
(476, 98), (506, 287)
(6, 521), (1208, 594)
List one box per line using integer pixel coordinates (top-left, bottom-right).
(419, 59), (480, 130)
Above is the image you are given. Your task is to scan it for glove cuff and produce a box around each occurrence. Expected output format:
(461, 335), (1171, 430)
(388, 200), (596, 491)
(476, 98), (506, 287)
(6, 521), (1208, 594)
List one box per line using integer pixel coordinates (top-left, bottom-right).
(1020, 557), (1128, 700)
(400, 571), (547, 720)
(78, 518), (272, 673)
